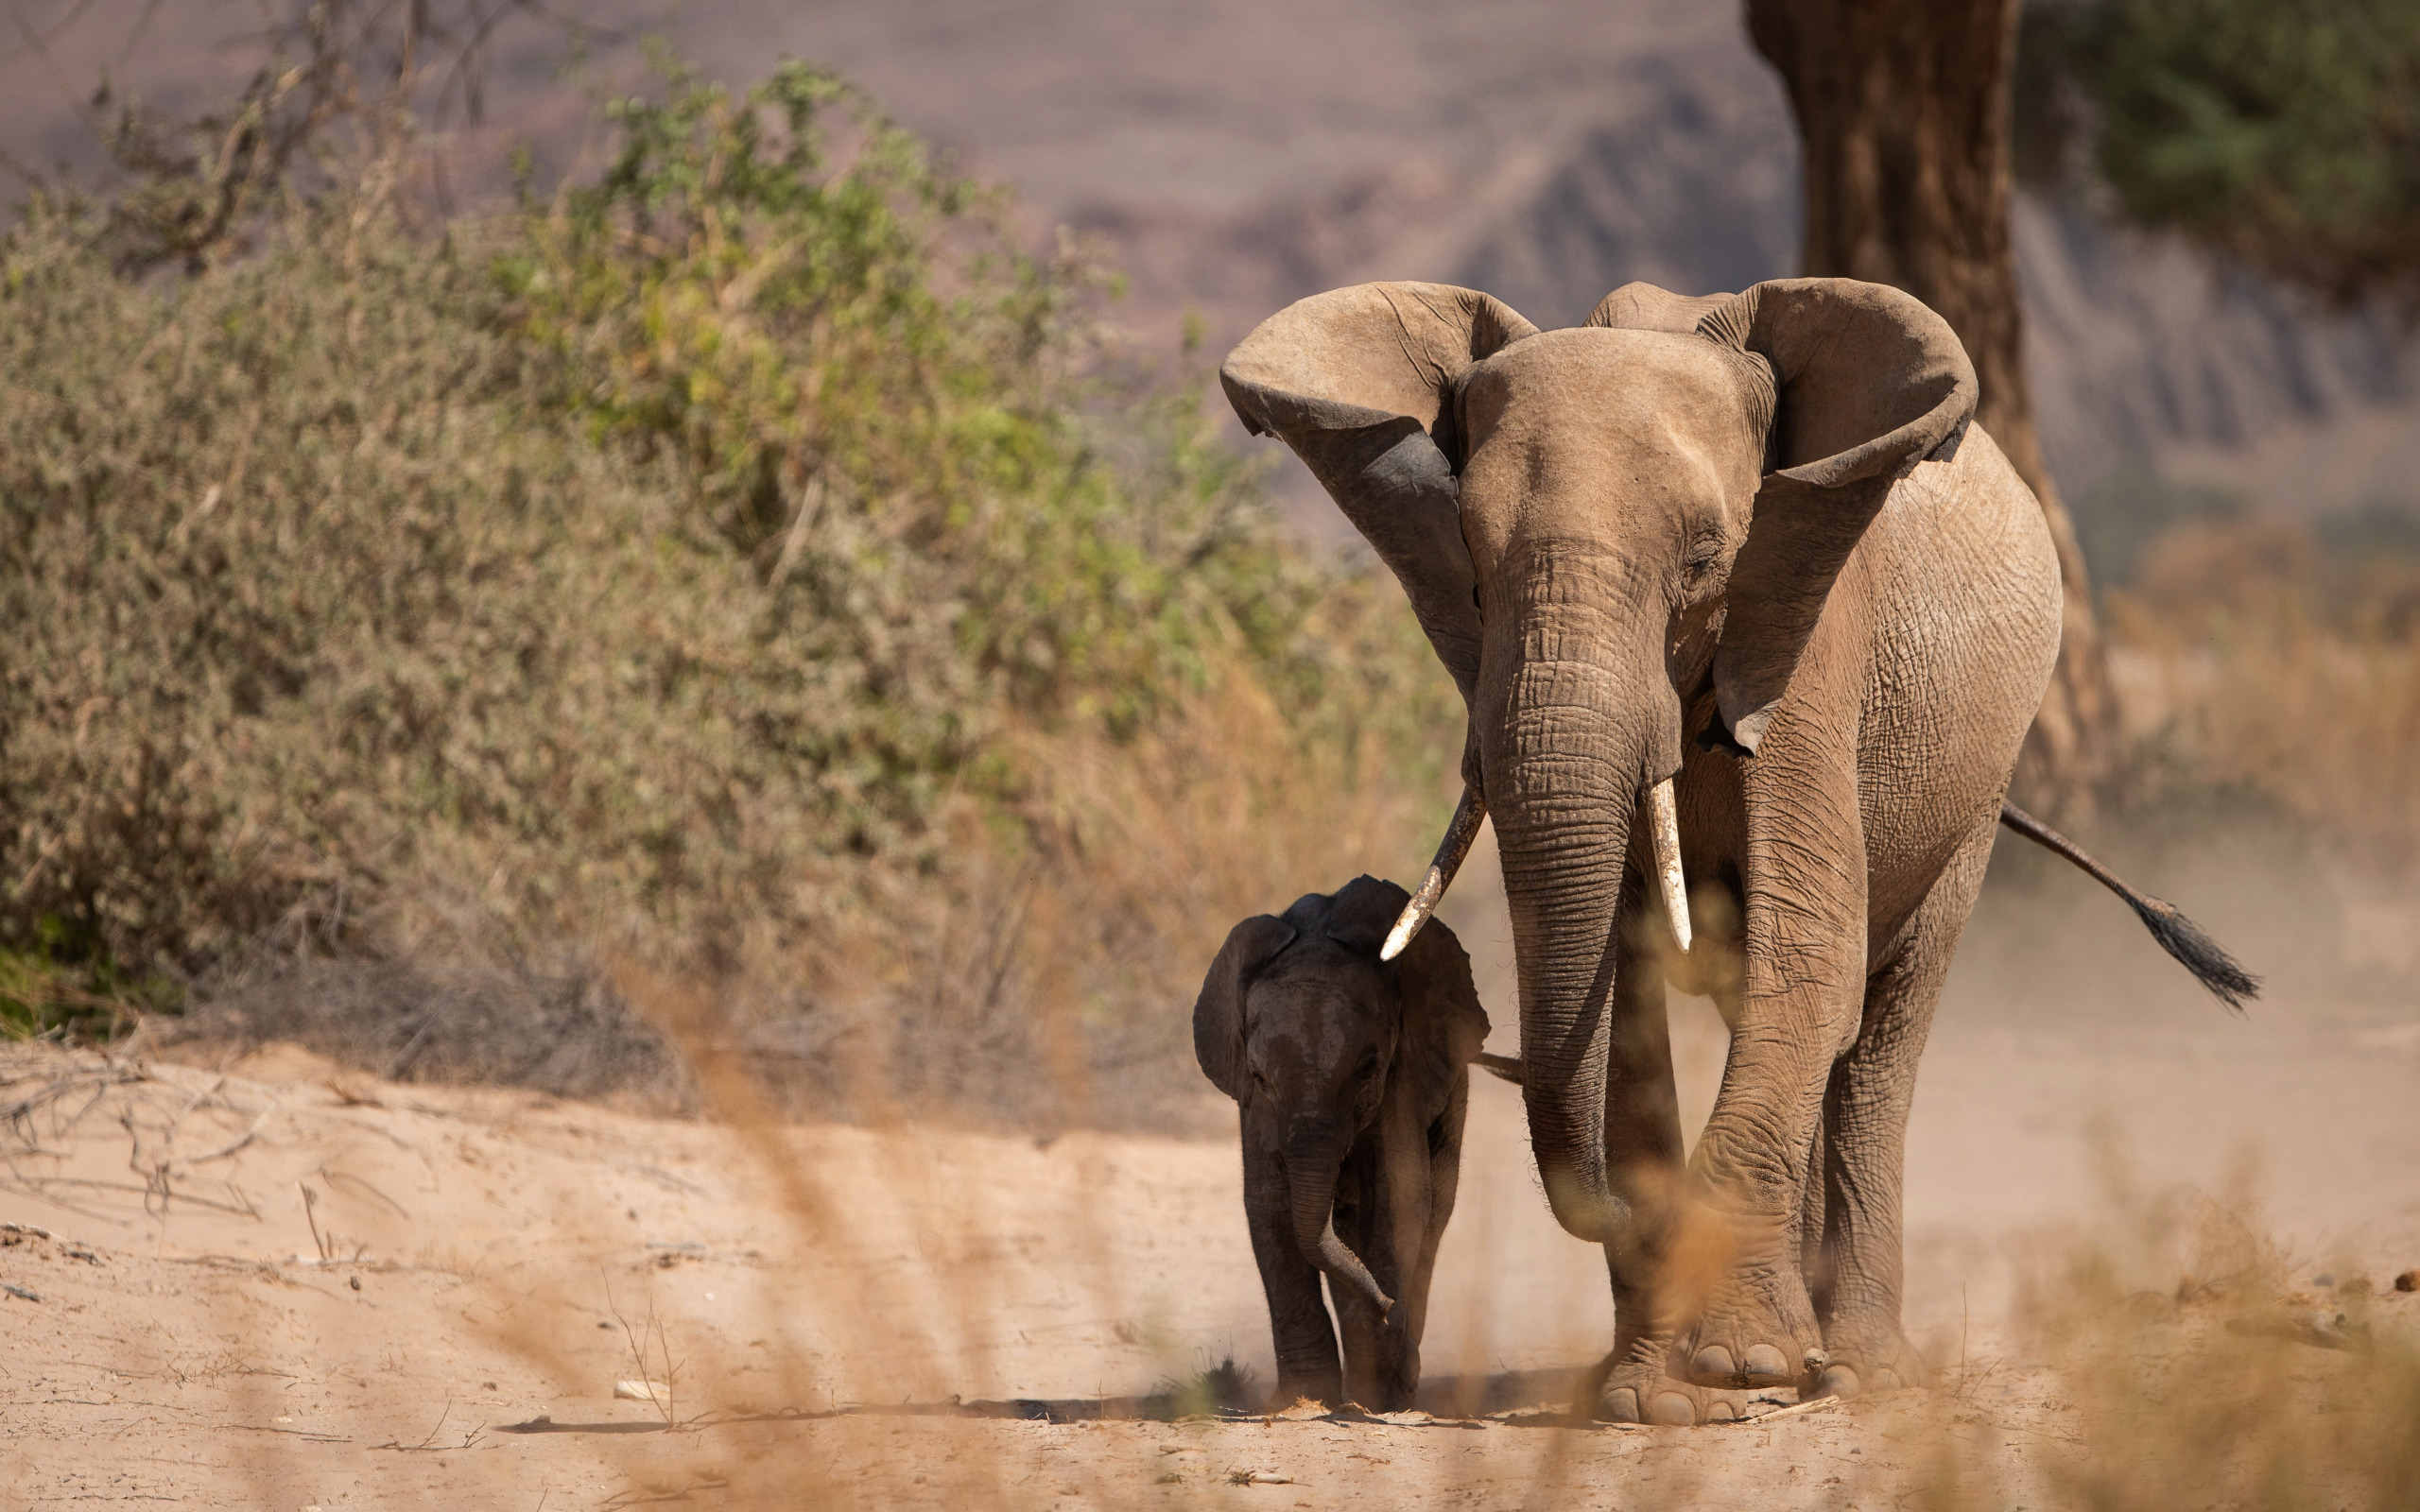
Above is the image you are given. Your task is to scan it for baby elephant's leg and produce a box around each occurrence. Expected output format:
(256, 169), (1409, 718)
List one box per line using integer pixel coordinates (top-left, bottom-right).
(1331, 1140), (1414, 1410)
(1391, 1075), (1474, 1411)
(1243, 1142), (1343, 1406)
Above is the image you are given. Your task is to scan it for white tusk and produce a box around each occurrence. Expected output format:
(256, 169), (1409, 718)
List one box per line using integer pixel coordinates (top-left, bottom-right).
(1381, 785), (1488, 962)
(1648, 777), (1691, 954)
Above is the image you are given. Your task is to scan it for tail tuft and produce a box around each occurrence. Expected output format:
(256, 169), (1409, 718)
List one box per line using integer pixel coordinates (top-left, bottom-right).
(2002, 800), (2259, 1014)
(2128, 896), (2261, 1013)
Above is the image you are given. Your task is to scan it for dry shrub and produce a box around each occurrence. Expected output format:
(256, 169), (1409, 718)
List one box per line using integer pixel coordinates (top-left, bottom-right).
(179, 952), (693, 1108)
(650, 605), (1461, 1131)
(2106, 515), (2420, 865)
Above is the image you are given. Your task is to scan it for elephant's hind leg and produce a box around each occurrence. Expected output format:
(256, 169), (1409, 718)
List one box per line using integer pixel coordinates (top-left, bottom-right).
(1808, 818), (1996, 1400)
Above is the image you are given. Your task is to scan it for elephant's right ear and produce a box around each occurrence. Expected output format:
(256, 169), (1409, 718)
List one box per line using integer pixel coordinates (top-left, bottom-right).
(1193, 914), (1297, 1100)
(1221, 284), (1540, 705)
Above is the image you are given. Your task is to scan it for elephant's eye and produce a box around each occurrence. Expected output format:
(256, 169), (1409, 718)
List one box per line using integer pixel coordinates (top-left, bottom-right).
(1356, 1048), (1381, 1082)
(1683, 527), (1729, 580)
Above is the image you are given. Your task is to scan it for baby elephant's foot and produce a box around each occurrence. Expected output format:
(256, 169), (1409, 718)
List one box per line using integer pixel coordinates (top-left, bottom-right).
(1680, 1264), (1824, 1390)
(1807, 1317), (1928, 1400)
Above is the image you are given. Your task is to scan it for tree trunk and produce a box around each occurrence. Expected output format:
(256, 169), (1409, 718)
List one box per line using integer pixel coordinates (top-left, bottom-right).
(1745, 0), (2118, 817)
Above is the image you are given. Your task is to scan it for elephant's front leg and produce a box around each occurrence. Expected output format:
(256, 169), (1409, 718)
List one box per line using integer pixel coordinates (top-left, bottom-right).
(1241, 1141), (1344, 1407)
(1601, 736), (1865, 1424)
(1678, 745), (1866, 1396)
(1584, 868), (1784, 1425)
(1348, 1082), (1468, 1412)
(1597, 873), (1687, 1363)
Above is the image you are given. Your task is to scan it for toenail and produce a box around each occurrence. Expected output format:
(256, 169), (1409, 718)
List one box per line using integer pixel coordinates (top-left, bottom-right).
(1599, 1387), (1641, 1423)
(1742, 1344), (1790, 1380)
(1690, 1346), (1737, 1381)
(1704, 1400), (1739, 1422)
(1649, 1392), (1696, 1426)
(1817, 1364), (1861, 1400)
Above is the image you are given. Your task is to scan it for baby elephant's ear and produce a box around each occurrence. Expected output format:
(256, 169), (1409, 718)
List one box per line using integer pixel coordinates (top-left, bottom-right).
(1193, 914), (1296, 1100)
(1397, 916), (1489, 1122)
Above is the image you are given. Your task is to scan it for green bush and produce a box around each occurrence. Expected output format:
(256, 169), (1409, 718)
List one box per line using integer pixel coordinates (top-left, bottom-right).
(2023, 0), (2420, 309)
(0, 55), (1453, 1049)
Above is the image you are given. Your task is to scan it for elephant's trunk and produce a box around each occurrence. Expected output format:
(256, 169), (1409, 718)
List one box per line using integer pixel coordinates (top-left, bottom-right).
(1483, 565), (1677, 1244)
(1286, 1130), (1392, 1319)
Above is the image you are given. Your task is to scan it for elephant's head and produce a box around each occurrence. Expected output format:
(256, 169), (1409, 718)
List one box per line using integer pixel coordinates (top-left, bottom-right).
(1221, 279), (1974, 1242)
(1193, 875), (1488, 1316)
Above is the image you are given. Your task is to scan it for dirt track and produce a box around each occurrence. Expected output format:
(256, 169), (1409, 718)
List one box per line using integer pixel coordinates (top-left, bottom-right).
(2, 1025), (2412, 1505)
(4, 844), (2417, 1508)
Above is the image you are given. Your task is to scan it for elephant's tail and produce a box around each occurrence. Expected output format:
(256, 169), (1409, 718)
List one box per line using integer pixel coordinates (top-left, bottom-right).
(1997, 800), (2260, 1012)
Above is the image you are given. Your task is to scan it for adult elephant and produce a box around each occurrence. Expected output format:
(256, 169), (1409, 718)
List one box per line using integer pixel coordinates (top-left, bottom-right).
(1221, 278), (2061, 1424)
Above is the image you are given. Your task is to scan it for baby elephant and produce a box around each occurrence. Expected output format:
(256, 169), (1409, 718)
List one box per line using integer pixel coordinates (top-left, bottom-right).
(1193, 875), (1488, 1411)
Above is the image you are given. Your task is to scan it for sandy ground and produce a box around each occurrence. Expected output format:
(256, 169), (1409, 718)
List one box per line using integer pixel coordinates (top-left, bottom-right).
(4, 845), (2416, 1508)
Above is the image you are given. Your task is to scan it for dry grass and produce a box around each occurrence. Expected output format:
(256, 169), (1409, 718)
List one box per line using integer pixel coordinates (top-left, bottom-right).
(156, 630), (1460, 1132)
(1905, 1146), (2420, 1512)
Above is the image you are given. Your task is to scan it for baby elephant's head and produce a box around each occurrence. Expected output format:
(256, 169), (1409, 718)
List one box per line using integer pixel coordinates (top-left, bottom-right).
(1193, 875), (1488, 1315)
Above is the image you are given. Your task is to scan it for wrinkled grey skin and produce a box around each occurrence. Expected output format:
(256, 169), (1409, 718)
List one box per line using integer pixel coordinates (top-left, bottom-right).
(1221, 279), (2062, 1424)
(1194, 876), (1489, 1411)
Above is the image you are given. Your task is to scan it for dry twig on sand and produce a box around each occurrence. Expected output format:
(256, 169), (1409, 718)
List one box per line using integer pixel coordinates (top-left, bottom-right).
(602, 1267), (683, 1428)
(0, 1046), (284, 1225)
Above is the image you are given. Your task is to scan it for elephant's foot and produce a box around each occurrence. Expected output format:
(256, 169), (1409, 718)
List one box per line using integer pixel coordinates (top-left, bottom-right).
(1269, 1372), (1344, 1412)
(1582, 1338), (1764, 1426)
(1807, 1312), (1928, 1400)
(1679, 1258), (1824, 1390)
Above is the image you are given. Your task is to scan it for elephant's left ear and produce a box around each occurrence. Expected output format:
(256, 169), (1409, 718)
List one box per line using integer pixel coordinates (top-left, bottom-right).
(1696, 279), (1979, 753)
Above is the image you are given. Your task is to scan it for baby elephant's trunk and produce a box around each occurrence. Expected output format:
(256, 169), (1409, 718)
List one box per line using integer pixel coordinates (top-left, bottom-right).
(1286, 1132), (1392, 1320)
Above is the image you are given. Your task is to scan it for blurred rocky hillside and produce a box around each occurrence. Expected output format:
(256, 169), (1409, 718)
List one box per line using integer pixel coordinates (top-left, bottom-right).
(8, 0), (2412, 531)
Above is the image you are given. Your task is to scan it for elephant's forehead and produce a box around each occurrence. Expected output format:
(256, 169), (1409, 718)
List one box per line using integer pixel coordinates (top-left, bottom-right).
(1457, 327), (1760, 554)
(1249, 953), (1388, 1043)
